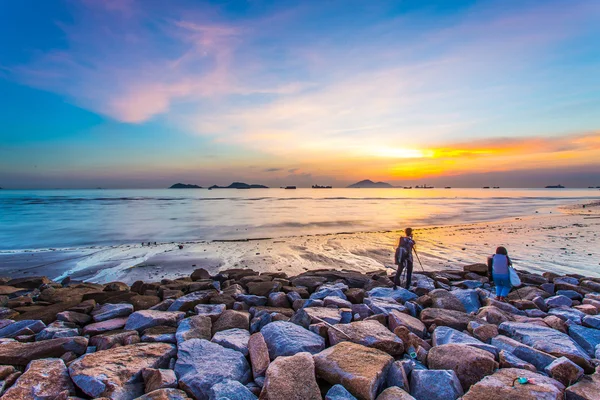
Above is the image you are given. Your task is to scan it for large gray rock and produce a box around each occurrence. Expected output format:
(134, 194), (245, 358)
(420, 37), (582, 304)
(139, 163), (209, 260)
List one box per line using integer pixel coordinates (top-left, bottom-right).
(548, 307), (586, 324)
(209, 379), (257, 400)
(0, 336), (88, 366)
(450, 289), (481, 314)
(125, 311), (185, 332)
(291, 307), (343, 328)
(499, 321), (593, 372)
(546, 295), (573, 308)
(462, 368), (565, 400)
(432, 326), (498, 356)
(544, 356), (584, 387)
(134, 388), (190, 400)
(568, 324), (600, 357)
(260, 352), (321, 400)
(326, 384), (358, 400)
(0, 320), (45, 338)
(364, 298), (407, 316)
(176, 316), (211, 344)
(1, 358), (74, 399)
(328, 320), (404, 356)
(261, 321), (325, 359)
(582, 315), (600, 329)
(194, 304), (226, 322)
(367, 287), (417, 303)
(174, 339), (251, 400)
(420, 308), (481, 331)
(35, 320), (80, 340)
(167, 290), (215, 312)
(92, 303), (134, 322)
(429, 289), (466, 312)
(410, 369), (463, 400)
(492, 335), (557, 371)
(388, 310), (427, 338)
(83, 317), (128, 335)
(69, 343), (176, 400)
(211, 328), (250, 356)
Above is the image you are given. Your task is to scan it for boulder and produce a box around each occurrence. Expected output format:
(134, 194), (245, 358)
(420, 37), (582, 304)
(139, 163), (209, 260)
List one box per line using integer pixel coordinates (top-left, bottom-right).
(565, 370), (600, 400)
(212, 328), (250, 356)
(432, 326), (497, 356)
(498, 350), (536, 372)
(1, 358), (74, 399)
(463, 263), (487, 274)
(83, 317), (128, 335)
(364, 298), (407, 316)
(367, 287), (417, 303)
(174, 339), (251, 400)
(212, 310), (250, 334)
(7, 276), (51, 289)
(291, 307), (343, 328)
(69, 343), (176, 399)
(328, 320), (404, 356)
(248, 332), (270, 379)
(194, 304), (226, 322)
(92, 303), (134, 322)
(544, 357), (584, 387)
(261, 321), (325, 359)
(462, 368), (565, 400)
(237, 295), (268, 307)
(0, 320), (46, 338)
(409, 369), (463, 400)
(450, 289), (481, 314)
(314, 342), (394, 400)
(420, 308), (481, 331)
(176, 316), (211, 343)
(376, 387), (415, 400)
(191, 268), (210, 281)
(167, 290), (215, 312)
(57, 311), (92, 325)
(492, 335), (557, 371)
(0, 336), (88, 366)
(35, 320), (80, 340)
(388, 310), (426, 338)
(499, 322), (592, 372)
(546, 295), (573, 308)
(568, 324), (600, 357)
(427, 344), (498, 391)
(326, 384), (358, 400)
(476, 306), (515, 325)
(142, 368), (178, 393)
(385, 360), (410, 391)
(259, 352), (321, 400)
(125, 311), (185, 332)
(507, 286), (551, 301)
(582, 315), (600, 329)
(429, 289), (467, 312)
(134, 388), (190, 400)
(210, 379), (257, 400)
(90, 329), (141, 350)
(247, 281), (282, 297)
(548, 307), (586, 324)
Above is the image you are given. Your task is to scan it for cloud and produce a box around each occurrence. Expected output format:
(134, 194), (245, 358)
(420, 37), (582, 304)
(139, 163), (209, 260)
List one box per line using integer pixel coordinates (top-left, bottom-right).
(264, 167), (282, 172)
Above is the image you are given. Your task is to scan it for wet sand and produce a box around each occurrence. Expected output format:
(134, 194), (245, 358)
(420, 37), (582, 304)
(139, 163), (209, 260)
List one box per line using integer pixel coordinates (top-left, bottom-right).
(1, 203), (599, 284)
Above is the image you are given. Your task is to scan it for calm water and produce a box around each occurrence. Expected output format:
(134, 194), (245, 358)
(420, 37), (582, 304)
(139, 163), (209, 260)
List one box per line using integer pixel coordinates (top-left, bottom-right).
(1, 188), (598, 251)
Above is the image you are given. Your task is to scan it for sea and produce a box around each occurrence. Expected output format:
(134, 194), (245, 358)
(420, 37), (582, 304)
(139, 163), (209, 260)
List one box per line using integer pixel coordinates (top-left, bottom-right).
(1, 188), (598, 251)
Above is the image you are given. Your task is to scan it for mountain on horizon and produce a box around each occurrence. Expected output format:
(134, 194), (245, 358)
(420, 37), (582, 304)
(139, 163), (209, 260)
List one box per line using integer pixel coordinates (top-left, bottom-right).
(347, 179), (394, 188)
(169, 183), (202, 189)
(210, 182), (269, 189)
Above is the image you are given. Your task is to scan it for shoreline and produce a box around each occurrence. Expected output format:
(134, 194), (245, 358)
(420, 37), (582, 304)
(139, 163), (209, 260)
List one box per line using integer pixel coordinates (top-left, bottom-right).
(2, 207), (599, 284)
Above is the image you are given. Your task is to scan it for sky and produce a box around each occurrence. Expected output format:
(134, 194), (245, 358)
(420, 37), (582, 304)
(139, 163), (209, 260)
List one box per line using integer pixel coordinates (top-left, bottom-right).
(1, 0), (599, 188)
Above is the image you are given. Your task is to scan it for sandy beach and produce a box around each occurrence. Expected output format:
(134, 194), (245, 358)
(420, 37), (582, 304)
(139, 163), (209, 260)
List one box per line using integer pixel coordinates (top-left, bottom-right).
(2, 203), (599, 284)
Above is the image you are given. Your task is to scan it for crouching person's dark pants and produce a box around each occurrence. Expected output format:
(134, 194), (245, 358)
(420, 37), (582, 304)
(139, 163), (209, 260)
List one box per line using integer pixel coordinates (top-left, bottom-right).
(394, 257), (413, 289)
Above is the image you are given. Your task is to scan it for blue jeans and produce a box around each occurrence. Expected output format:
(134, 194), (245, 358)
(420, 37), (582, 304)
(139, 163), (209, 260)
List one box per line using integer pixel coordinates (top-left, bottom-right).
(493, 273), (511, 297)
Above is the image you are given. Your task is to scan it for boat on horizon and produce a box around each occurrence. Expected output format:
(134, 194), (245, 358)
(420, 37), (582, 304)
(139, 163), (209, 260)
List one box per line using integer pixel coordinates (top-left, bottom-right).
(444, 186), (451, 189)
(284, 186), (297, 190)
(312, 185), (332, 189)
(545, 184), (565, 189)
(415, 184), (434, 189)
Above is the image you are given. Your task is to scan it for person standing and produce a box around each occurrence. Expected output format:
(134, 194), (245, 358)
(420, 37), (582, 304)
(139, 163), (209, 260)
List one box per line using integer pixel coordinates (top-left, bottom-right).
(488, 246), (512, 302)
(394, 227), (415, 289)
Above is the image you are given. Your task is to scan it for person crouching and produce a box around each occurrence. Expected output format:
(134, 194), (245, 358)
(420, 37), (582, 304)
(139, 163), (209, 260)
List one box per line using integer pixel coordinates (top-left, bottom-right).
(488, 246), (512, 302)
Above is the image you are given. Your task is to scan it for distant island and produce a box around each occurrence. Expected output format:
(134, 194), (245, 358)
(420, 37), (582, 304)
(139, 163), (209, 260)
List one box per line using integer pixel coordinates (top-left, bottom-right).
(347, 179), (394, 188)
(169, 183), (202, 189)
(545, 184), (565, 189)
(209, 182), (269, 189)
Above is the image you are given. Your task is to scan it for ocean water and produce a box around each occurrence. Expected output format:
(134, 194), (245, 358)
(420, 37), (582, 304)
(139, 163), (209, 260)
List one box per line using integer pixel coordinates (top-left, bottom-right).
(1, 188), (598, 251)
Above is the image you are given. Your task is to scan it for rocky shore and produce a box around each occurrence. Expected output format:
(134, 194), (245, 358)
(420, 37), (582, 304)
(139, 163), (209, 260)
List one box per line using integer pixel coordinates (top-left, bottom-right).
(0, 264), (599, 400)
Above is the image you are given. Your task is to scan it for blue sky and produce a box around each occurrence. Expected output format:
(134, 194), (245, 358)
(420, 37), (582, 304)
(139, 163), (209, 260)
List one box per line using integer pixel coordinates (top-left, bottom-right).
(1, 0), (599, 188)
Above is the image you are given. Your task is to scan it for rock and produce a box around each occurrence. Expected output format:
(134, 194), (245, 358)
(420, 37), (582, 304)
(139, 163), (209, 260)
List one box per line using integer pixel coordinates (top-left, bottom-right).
(191, 268), (210, 281)
(57, 311), (92, 325)
(498, 350), (536, 372)
(248, 332), (270, 379)
(210, 379), (257, 400)
(429, 289), (467, 312)
(0, 308), (18, 320)
(35, 320), (80, 340)
(326, 384), (358, 400)
(261, 321), (325, 359)
(376, 387), (415, 400)
(492, 335), (557, 371)
(476, 306), (514, 325)
(0, 336), (88, 366)
(69, 343), (176, 399)
(292, 306), (344, 327)
(346, 288), (366, 304)
(470, 323), (498, 343)
(167, 290), (215, 312)
(432, 326), (497, 356)
(575, 305), (598, 315)
(565, 370), (600, 400)
(508, 286), (551, 301)
(427, 344), (498, 391)
(388, 310), (426, 338)
(90, 329), (141, 350)
(141, 326), (177, 343)
(259, 352), (321, 400)
(544, 315), (568, 333)
(582, 315), (600, 329)
(83, 317), (128, 335)
(420, 308), (481, 331)
(125, 311), (185, 332)
(135, 388), (190, 400)
(92, 303), (134, 322)
(7, 276), (51, 289)
(557, 290), (583, 300)
(142, 368), (178, 393)
(1, 358), (74, 399)
(409, 369), (463, 400)
(174, 339), (251, 400)
(314, 342), (394, 400)
(328, 320), (404, 356)
(499, 321), (592, 371)
(176, 316), (211, 343)
(462, 368), (565, 400)
(311, 286), (347, 301)
(237, 295), (268, 307)
(385, 360), (410, 391)
(463, 263), (487, 274)
(131, 295), (161, 311)
(247, 281), (282, 297)
(0, 320), (46, 338)
(212, 310), (250, 334)
(289, 276), (327, 292)
(568, 324), (600, 357)
(364, 298), (407, 316)
(324, 296), (353, 309)
(548, 306), (586, 324)
(450, 289), (481, 314)
(104, 281), (130, 292)
(367, 287), (417, 303)
(544, 356), (584, 387)
(194, 304), (226, 322)
(212, 328), (250, 356)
